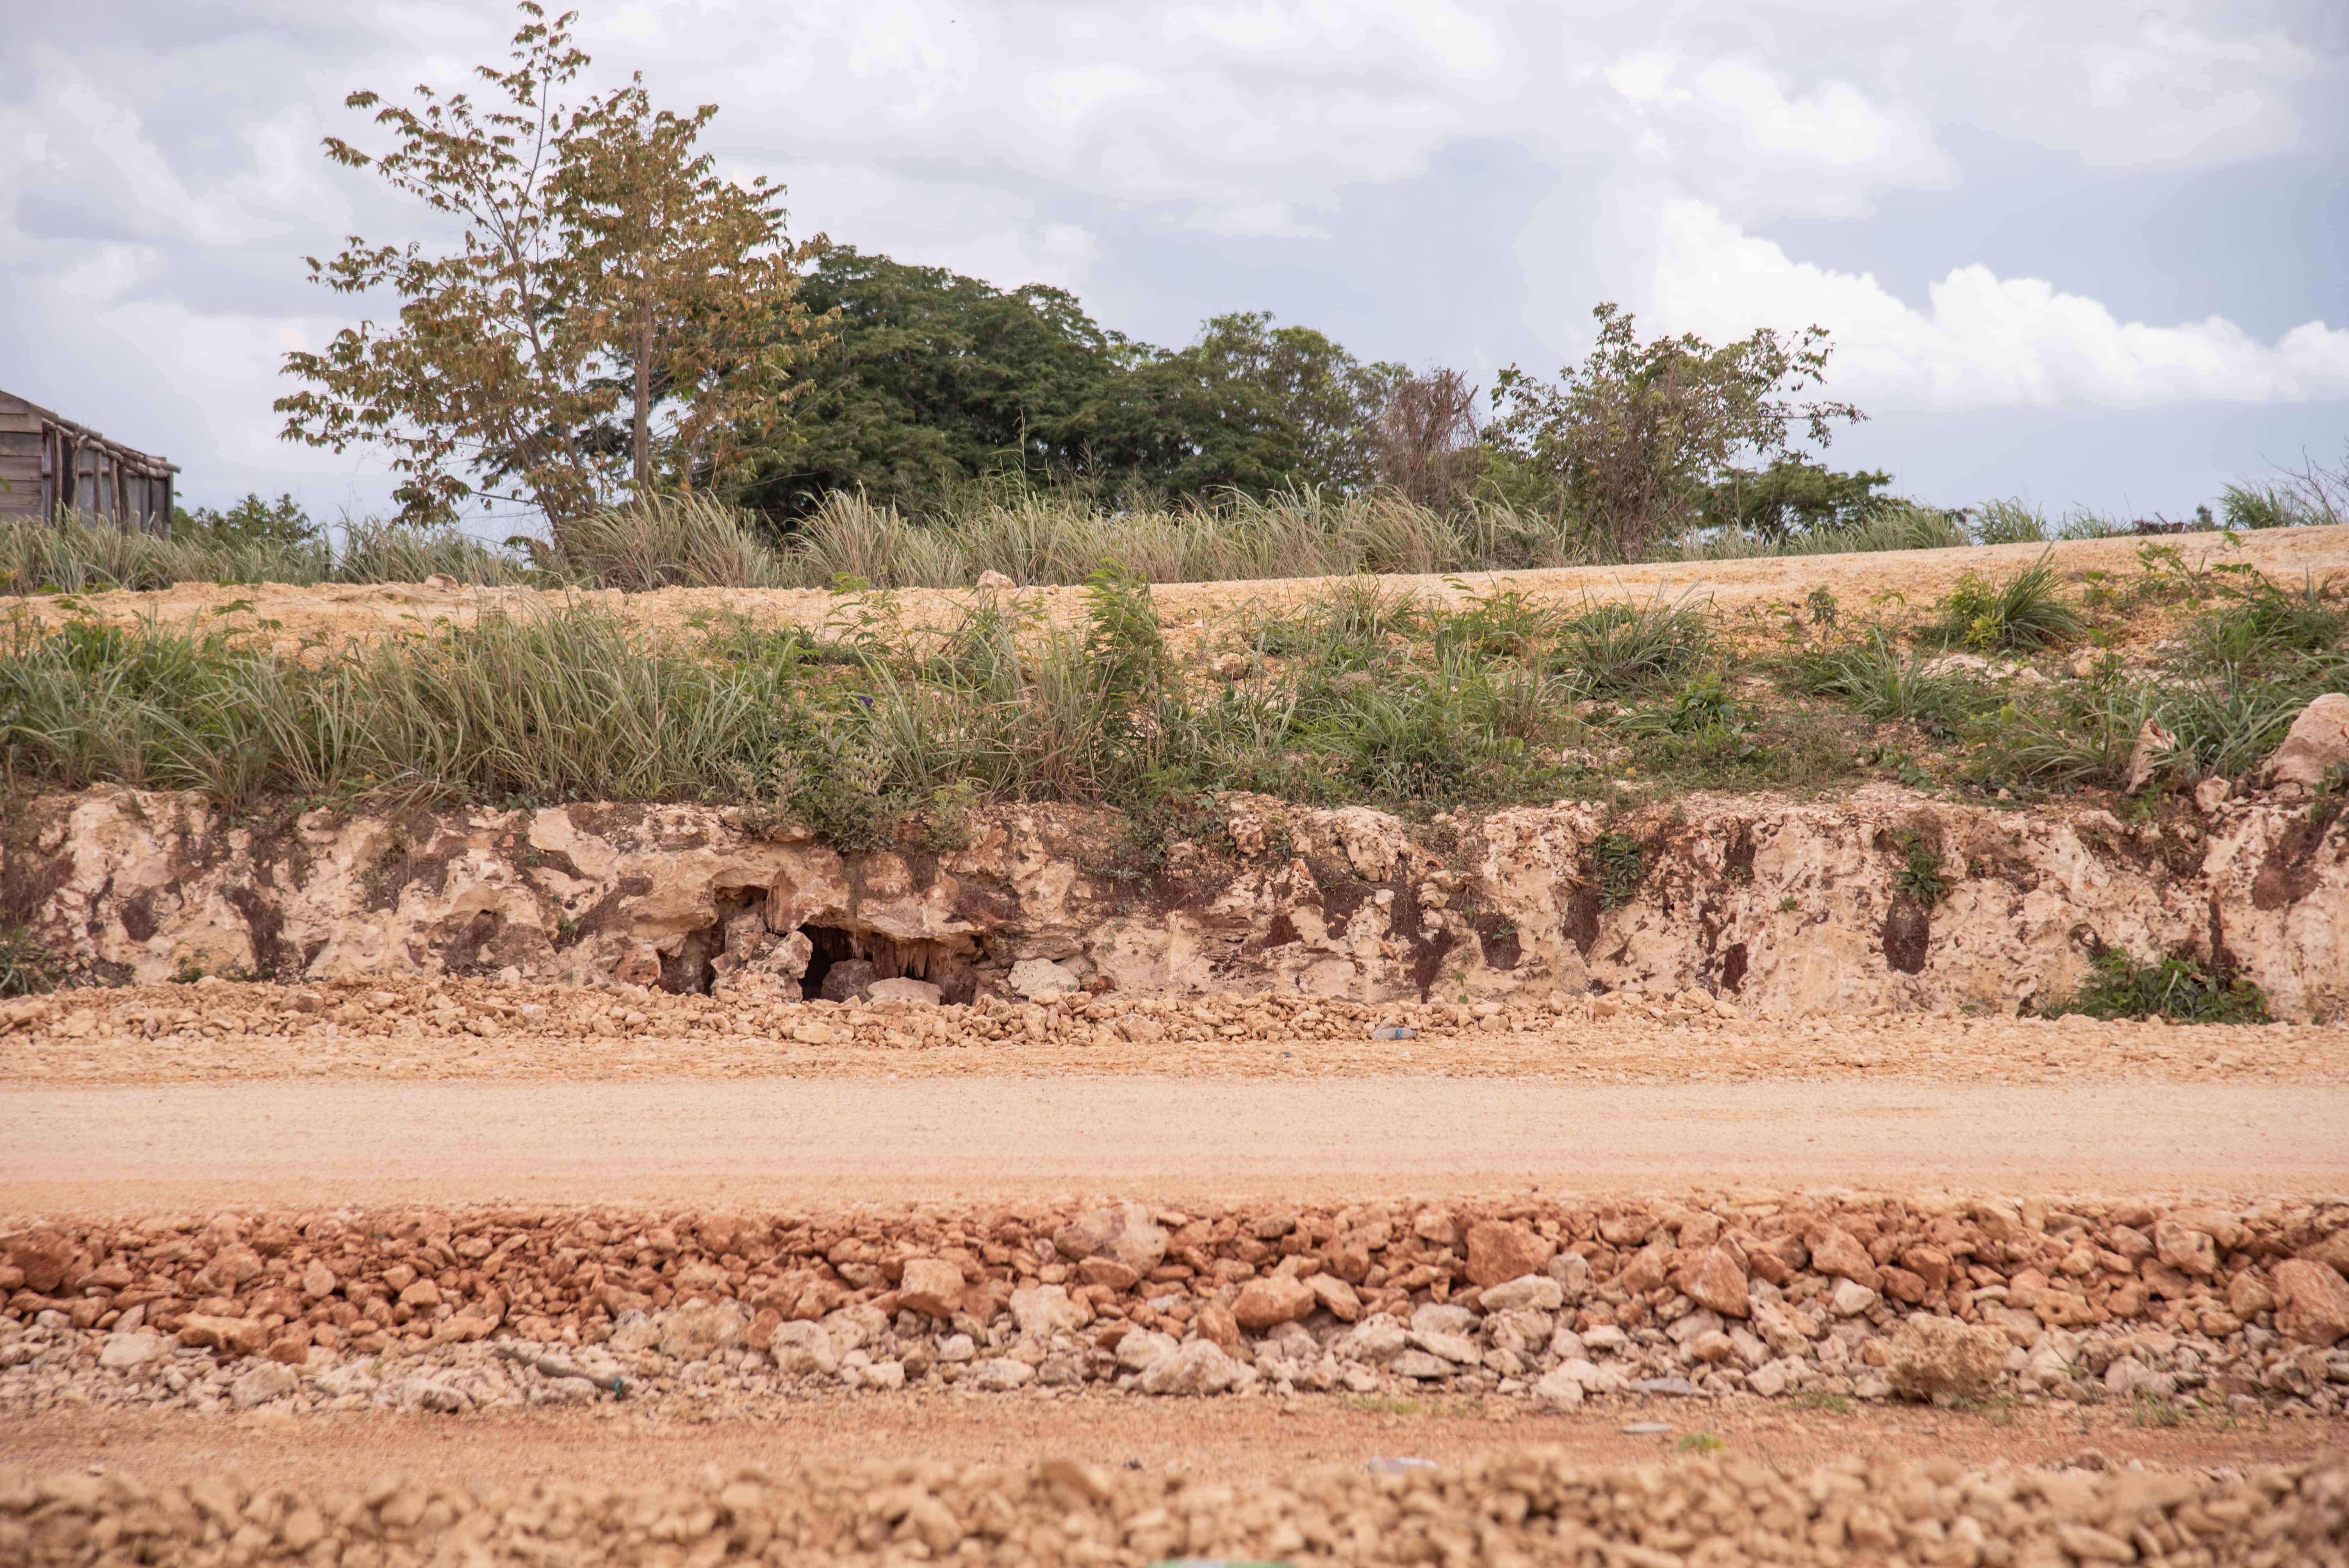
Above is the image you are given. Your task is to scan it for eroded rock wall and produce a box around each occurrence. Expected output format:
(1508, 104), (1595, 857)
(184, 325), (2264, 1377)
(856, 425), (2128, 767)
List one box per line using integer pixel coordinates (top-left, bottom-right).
(9, 784), (2344, 1018)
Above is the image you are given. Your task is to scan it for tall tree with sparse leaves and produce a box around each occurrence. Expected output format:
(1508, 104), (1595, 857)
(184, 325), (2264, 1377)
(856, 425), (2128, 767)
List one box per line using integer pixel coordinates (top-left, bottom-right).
(1487, 304), (1862, 561)
(276, 4), (826, 535)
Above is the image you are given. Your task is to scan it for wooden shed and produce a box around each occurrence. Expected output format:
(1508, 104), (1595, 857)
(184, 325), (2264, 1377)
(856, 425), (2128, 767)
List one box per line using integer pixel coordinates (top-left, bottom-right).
(0, 389), (178, 535)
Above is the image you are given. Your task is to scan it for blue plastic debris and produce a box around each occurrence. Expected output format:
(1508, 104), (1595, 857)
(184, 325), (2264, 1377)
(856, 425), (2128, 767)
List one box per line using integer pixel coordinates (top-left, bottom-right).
(1371, 1025), (1417, 1041)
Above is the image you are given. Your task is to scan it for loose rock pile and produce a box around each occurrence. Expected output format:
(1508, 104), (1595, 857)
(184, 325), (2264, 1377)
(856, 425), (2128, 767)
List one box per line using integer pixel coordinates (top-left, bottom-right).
(7, 1196), (2346, 1421)
(4, 1449), (2344, 1567)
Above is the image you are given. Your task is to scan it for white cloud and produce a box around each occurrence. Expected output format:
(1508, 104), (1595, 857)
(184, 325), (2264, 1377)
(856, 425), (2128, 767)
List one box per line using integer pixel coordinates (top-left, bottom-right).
(1603, 50), (1952, 219)
(1642, 196), (2349, 408)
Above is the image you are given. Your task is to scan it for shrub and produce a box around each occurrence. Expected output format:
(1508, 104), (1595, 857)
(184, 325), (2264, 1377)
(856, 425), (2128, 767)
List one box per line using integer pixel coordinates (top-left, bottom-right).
(2046, 950), (2270, 1025)
(0, 927), (66, 996)
(1936, 550), (2082, 650)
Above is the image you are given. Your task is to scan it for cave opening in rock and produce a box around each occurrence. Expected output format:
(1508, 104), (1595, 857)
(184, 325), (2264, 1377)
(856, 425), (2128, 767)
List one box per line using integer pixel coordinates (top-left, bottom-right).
(659, 887), (766, 995)
(798, 925), (863, 1000)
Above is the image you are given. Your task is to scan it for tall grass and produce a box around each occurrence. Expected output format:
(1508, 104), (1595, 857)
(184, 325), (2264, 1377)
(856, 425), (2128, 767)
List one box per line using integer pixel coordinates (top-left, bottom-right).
(1666, 501), (1969, 561)
(0, 513), (528, 593)
(781, 485), (1587, 587)
(0, 585), (1575, 819)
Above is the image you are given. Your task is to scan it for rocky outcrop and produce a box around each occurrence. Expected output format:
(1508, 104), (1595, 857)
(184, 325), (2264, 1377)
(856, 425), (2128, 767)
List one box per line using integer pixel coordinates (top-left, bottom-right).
(10, 780), (2345, 1017)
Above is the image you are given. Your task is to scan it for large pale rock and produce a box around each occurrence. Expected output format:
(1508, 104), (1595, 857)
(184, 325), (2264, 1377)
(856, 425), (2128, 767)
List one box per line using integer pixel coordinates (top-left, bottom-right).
(1886, 1315), (2010, 1402)
(1807, 1228), (1881, 1291)
(1680, 1247), (1751, 1319)
(2273, 1259), (2349, 1347)
(1139, 1340), (1246, 1395)
(866, 977), (941, 1005)
(230, 1361), (299, 1409)
(1478, 1274), (1565, 1314)
(1051, 1203), (1167, 1276)
(1232, 1276), (1317, 1331)
(769, 1320), (839, 1377)
(1009, 1284), (1087, 1338)
(658, 1300), (750, 1360)
(1008, 959), (1079, 999)
(1532, 1366), (1584, 1409)
(896, 1258), (966, 1318)
(2261, 692), (2349, 795)
(2154, 1219), (2218, 1278)
(98, 1333), (164, 1369)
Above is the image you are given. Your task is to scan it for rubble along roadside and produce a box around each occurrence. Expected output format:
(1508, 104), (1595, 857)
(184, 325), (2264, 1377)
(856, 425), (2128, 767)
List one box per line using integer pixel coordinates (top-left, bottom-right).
(6, 1196), (2346, 1422)
(0, 1447), (2343, 1567)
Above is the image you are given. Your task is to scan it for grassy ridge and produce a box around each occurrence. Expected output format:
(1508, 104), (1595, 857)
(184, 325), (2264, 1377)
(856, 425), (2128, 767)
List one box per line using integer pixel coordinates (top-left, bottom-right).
(5, 540), (2339, 829)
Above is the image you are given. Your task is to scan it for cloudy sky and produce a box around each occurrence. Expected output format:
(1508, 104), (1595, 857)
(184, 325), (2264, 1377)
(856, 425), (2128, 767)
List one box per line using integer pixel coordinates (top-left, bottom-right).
(4, 0), (2345, 525)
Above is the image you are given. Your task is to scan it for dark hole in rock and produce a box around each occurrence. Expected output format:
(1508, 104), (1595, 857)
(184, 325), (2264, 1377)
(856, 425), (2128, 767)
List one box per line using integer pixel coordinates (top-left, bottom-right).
(799, 924), (863, 1000)
(661, 887), (765, 995)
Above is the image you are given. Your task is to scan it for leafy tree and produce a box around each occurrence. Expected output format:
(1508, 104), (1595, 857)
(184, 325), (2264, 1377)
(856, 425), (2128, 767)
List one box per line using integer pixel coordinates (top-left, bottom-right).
(276, 3), (825, 534)
(1066, 311), (1399, 499)
(1703, 456), (1893, 540)
(737, 247), (1125, 517)
(1487, 304), (1863, 560)
(173, 493), (319, 549)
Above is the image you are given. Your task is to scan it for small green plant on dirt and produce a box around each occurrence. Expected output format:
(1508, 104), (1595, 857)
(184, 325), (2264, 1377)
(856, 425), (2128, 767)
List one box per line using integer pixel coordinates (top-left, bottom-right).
(2046, 950), (2271, 1025)
(1789, 1391), (1851, 1414)
(1675, 1432), (1726, 1454)
(554, 915), (582, 947)
(0, 927), (68, 996)
(1805, 585), (1838, 629)
(1590, 831), (1646, 909)
(1891, 827), (1946, 905)
(1937, 550), (2082, 650)
(1777, 895), (1800, 913)
(2132, 1391), (2186, 1428)
(919, 778), (986, 853)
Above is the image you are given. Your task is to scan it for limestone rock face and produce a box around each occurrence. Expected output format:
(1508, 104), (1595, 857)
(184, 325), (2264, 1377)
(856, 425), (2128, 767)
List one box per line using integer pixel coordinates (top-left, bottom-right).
(15, 782), (2348, 1019)
(2261, 692), (2349, 795)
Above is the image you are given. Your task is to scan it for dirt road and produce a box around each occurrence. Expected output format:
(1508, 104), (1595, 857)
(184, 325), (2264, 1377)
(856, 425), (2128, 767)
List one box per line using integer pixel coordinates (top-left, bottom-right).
(5, 1077), (2339, 1212)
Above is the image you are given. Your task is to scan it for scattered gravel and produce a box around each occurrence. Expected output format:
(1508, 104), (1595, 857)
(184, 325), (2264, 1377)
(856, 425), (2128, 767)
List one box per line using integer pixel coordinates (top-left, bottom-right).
(7, 978), (2342, 1088)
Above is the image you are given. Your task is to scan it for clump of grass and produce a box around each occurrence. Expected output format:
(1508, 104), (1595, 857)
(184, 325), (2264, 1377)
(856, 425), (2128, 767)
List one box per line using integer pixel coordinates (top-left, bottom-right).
(1590, 831), (1645, 909)
(2045, 950), (2270, 1025)
(536, 495), (791, 590)
(2187, 572), (2347, 668)
(1791, 634), (1985, 741)
(1559, 591), (1713, 694)
(1936, 550), (2083, 650)
(1891, 827), (1945, 905)
(0, 926), (68, 996)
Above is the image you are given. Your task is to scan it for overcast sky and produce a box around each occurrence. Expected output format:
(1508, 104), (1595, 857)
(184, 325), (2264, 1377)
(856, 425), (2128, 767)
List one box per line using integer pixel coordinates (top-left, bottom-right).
(4, 0), (2345, 526)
